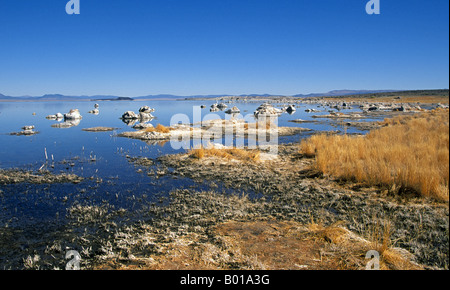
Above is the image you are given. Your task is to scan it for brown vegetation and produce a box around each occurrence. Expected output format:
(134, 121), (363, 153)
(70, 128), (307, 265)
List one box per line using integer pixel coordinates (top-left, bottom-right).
(144, 124), (172, 134)
(189, 146), (261, 162)
(300, 109), (449, 201)
(243, 121), (274, 131)
(307, 218), (423, 270)
(95, 219), (422, 270)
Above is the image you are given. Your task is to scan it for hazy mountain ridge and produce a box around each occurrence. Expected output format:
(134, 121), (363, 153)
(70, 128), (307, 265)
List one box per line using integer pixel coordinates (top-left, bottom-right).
(1, 89), (448, 101)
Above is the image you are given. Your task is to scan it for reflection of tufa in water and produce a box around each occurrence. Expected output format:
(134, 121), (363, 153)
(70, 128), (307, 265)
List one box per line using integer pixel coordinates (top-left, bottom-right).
(46, 112), (64, 120)
(285, 104), (296, 114)
(225, 106), (240, 114)
(210, 103), (228, 112)
(51, 119), (81, 128)
(10, 125), (38, 136)
(121, 106), (155, 125)
(47, 109), (83, 128)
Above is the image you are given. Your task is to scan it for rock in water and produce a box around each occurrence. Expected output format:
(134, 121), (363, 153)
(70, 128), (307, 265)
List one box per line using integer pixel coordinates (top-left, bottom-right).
(254, 103), (282, 117)
(64, 109), (83, 120)
(225, 106), (240, 114)
(217, 103), (228, 110)
(46, 112), (64, 120)
(210, 104), (219, 112)
(21, 125), (35, 131)
(139, 112), (154, 121)
(121, 111), (139, 120)
(286, 105), (296, 113)
(139, 106), (155, 114)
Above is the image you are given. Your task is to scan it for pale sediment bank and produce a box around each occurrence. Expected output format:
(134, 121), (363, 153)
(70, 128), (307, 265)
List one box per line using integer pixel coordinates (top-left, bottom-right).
(82, 127), (119, 132)
(117, 119), (312, 142)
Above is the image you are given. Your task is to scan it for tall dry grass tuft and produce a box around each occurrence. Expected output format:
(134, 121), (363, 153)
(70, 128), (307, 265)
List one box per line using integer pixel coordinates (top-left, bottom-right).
(145, 124), (172, 134)
(300, 109), (449, 201)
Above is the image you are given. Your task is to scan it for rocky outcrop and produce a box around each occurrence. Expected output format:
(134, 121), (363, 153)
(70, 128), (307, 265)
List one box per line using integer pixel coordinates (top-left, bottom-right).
(254, 103), (283, 117)
(122, 107), (155, 122)
(217, 103), (228, 110)
(139, 112), (154, 121)
(46, 113), (64, 120)
(225, 106), (240, 114)
(285, 105), (296, 113)
(121, 111), (139, 120)
(64, 109), (83, 120)
(210, 104), (219, 112)
(139, 106), (155, 114)
(132, 123), (154, 130)
(10, 126), (38, 136)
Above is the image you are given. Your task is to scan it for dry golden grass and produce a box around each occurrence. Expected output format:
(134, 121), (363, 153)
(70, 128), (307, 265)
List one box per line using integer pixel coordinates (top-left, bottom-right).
(243, 121), (274, 131)
(189, 146), (260, 162)
(94, 218), (424, 270)
(300, 109), (449, 201)
(306, 218), (423, 270)
(144, 124), (172, 133)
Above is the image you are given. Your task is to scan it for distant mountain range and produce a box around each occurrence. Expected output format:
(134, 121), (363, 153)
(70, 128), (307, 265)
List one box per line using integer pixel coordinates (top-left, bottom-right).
(1, 89), (447, 101)
(292, 90), (400, 98)
(0, 94), (135, 101)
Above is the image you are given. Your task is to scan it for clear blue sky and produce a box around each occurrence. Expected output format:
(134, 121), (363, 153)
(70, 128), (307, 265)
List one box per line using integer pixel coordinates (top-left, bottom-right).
(0, 0), (448, 97)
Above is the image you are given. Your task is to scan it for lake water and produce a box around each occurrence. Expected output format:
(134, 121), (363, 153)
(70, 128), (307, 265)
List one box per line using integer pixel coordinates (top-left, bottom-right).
(0, 99), (376, 268)
(0, 99), (368, 166)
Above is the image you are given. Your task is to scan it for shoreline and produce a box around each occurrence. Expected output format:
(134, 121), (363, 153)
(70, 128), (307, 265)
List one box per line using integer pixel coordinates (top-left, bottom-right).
(0, 97), (448, 270)
(89, 142), (447, 270)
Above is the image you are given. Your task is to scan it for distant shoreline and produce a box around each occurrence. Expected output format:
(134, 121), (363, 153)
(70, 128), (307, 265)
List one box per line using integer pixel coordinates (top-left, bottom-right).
(0, 89), (448, 104)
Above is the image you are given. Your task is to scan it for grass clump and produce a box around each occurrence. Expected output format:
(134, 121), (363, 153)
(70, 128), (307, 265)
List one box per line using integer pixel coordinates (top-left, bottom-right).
(243, 120), (274, 131)
(307, 217), (423, 270)
(300, 109), (449, 201)
(189, 145), (260, 162)
(144, 124), (172, 134)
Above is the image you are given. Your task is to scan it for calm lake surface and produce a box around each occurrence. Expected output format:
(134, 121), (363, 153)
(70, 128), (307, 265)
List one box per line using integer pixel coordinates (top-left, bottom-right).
(0, 99), (377, 268)
(0, 99), (373, 222)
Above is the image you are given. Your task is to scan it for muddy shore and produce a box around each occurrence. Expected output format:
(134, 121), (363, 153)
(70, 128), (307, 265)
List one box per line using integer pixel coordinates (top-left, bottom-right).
(1, 97), (448, 270)
(107, 143), (448, 269)
(0, 169), (83, 185)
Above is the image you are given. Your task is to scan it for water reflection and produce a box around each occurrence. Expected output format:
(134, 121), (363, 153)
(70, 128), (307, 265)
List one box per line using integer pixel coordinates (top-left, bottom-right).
(51, 118), (81, 128)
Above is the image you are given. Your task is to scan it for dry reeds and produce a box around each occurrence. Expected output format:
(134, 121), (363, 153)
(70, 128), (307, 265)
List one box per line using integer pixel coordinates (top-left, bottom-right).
(244, 121), (274, 131)
(189, 146), (260, 162)
(307, 217), (423, 270)
(144, 124), (172, 134)
(300, 109), (449, 201)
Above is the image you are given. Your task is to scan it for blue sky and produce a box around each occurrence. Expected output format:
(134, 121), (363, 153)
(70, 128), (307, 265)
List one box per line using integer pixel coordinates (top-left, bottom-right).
(0, 0), (448, 97)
